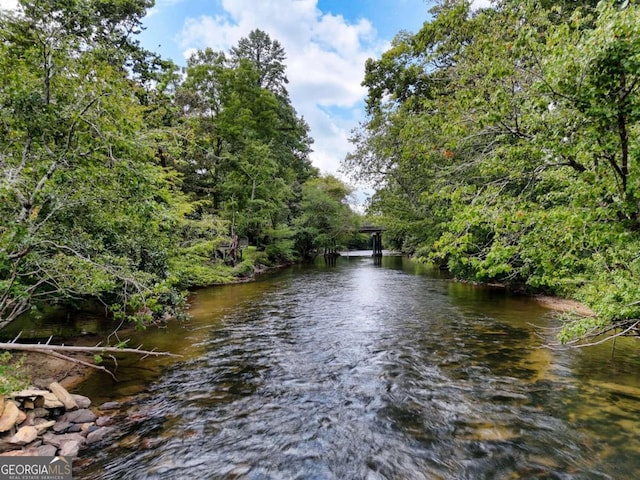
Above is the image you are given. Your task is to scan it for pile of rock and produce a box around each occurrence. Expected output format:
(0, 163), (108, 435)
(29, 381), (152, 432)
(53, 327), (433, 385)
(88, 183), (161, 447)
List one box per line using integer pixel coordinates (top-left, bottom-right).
(0, 382), (114, 457)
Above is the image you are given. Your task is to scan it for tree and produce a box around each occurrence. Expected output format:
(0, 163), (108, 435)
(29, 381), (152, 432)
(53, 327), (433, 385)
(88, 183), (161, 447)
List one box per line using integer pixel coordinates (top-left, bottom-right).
(230, 30), (316, 184)
(531, 1), (640, 221)
(230, 29), (289, 96)
(294, 176), (359, 259)
(176, 35), (316, 248)
(345, 0), (640, 344)
(174, 48), (230, 210)
(0, 0), (187, 330)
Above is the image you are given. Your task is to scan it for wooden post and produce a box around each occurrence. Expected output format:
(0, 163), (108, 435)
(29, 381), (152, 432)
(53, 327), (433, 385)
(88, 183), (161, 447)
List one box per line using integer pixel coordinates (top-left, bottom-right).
(372, 232), (382, 257)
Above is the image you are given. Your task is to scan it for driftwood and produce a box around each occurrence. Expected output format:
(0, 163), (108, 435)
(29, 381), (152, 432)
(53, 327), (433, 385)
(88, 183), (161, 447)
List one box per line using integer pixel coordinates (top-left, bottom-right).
(0, 338), (181, 381)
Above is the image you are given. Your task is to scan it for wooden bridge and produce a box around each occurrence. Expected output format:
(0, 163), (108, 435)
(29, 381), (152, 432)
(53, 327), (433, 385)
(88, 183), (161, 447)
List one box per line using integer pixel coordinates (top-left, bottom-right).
(359, 225), (384, 257)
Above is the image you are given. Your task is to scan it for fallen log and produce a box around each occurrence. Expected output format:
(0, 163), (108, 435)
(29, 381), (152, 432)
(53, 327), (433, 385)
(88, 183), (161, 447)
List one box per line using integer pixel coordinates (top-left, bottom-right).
(0, 342), (180, 357)
(0, 341), (181, 381)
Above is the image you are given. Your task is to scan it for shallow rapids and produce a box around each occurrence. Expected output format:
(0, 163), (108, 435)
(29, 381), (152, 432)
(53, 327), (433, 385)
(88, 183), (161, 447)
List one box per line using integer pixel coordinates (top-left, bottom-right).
(76, 255), (640, 479)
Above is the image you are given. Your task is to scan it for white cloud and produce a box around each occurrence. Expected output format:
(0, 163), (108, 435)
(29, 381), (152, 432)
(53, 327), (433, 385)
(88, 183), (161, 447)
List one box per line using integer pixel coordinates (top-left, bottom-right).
(471, 0), (493, 10)
(146, 0), (188, 19)
(177, 0), (386, 177)
(0, 0), (18, 11)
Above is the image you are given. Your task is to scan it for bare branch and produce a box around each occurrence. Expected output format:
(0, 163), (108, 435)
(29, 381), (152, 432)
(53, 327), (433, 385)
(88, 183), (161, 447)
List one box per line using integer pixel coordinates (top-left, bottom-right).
(544, 319), (640, 350)
(564, 321), (639, 349)
(43, 349), (118, 381)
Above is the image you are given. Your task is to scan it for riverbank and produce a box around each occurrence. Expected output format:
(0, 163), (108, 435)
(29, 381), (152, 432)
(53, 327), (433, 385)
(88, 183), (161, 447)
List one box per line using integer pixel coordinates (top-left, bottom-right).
(2, 257), (291, 391)
(534, 295), (595, 317)
(0, 382), (113, 458)
(18, 348), (100, 392)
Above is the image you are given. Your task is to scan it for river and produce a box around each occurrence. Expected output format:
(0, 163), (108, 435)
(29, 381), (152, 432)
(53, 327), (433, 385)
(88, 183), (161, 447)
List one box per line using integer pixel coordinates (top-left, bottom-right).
(72, 254), (640, 479)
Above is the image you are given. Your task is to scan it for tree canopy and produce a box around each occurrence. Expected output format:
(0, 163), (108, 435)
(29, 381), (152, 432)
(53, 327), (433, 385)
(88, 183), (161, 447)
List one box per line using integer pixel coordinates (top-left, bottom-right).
(344, 0), (640, 344)
(0, 0), (187, 330)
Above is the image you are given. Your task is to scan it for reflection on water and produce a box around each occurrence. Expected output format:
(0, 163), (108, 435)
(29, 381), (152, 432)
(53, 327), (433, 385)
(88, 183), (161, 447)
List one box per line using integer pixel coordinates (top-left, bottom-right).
(75, 256), (640, 479)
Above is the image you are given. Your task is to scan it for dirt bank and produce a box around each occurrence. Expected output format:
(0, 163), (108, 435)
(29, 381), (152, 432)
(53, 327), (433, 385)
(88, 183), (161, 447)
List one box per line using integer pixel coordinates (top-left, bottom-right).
(6, 334), (109, 393)
(19, 352), (89, 391)
(534, 296), (595, 317)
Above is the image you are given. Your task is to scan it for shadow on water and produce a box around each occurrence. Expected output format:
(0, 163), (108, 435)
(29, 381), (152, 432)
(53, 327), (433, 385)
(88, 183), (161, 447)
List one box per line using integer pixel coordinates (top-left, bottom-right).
(0, 301), (116, 341)
(71, 255), (640, 479)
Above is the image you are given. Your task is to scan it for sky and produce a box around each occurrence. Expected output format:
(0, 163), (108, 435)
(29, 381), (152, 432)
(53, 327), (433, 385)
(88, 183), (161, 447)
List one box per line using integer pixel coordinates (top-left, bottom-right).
(0, 0), (491, 192)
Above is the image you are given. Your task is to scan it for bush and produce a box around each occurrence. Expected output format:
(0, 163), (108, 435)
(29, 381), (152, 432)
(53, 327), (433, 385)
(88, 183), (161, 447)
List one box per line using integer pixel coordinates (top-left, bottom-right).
(265, 239), (298, 264)
(251, 251), (271, 267)
(168, 249), (235, 288)
(233, 259), (255, 278)
(0, 352), (30, 396)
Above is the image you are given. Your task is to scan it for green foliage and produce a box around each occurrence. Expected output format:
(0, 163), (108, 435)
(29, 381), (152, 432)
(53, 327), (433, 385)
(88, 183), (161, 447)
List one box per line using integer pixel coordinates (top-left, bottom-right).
(244, 247), (271, 268)
(230, 29), (289, 96)
(0, 5), (350, 336)
(169, 257), (235, 287)
(174, 31), (316, 247)
(0, 0), (191, 329)
(293, 175), (359, 259)
(0, 352), (30, 396)
(263, 225), (298, 264)
(346, 0), (640, 344)
(233, 260), (256, 278)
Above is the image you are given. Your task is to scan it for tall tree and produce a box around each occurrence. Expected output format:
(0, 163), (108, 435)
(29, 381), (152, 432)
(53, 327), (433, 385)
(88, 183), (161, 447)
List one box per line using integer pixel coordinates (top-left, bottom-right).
(230, 29), (289, 96)
(0, 0), (187, 330)
(177, 34), (316, 247)
(174, 48), (230, 210)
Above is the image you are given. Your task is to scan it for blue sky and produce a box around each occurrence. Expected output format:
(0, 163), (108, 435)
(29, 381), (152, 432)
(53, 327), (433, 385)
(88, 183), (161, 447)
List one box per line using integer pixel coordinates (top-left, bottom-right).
(140, 1), (432, 66)
(0, 0), (490, 201)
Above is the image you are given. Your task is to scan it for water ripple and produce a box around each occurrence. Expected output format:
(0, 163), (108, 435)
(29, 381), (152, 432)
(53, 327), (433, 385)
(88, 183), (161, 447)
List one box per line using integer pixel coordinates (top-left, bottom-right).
(78, 258), (640, 479)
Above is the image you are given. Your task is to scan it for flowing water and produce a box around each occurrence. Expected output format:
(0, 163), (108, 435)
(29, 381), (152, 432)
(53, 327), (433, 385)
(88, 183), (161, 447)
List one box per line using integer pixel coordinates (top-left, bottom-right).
(73, 255), (640, 479)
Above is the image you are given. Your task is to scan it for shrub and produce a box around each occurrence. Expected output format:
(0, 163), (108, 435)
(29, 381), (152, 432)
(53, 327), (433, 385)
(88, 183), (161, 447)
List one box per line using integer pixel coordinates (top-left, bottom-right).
(0, 352), (30, 396)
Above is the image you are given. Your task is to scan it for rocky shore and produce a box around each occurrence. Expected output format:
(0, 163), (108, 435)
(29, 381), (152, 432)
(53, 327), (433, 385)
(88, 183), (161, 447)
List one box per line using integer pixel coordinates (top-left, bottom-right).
(0, 382), (117, 458)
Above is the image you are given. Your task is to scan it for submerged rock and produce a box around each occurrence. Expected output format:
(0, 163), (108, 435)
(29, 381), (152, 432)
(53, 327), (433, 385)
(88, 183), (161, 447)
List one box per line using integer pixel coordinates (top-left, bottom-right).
(98, 401), (121, 411)
(95, 415), (114, 427)
(86, 427), (115, 445)
(62, 409), (97, 424)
